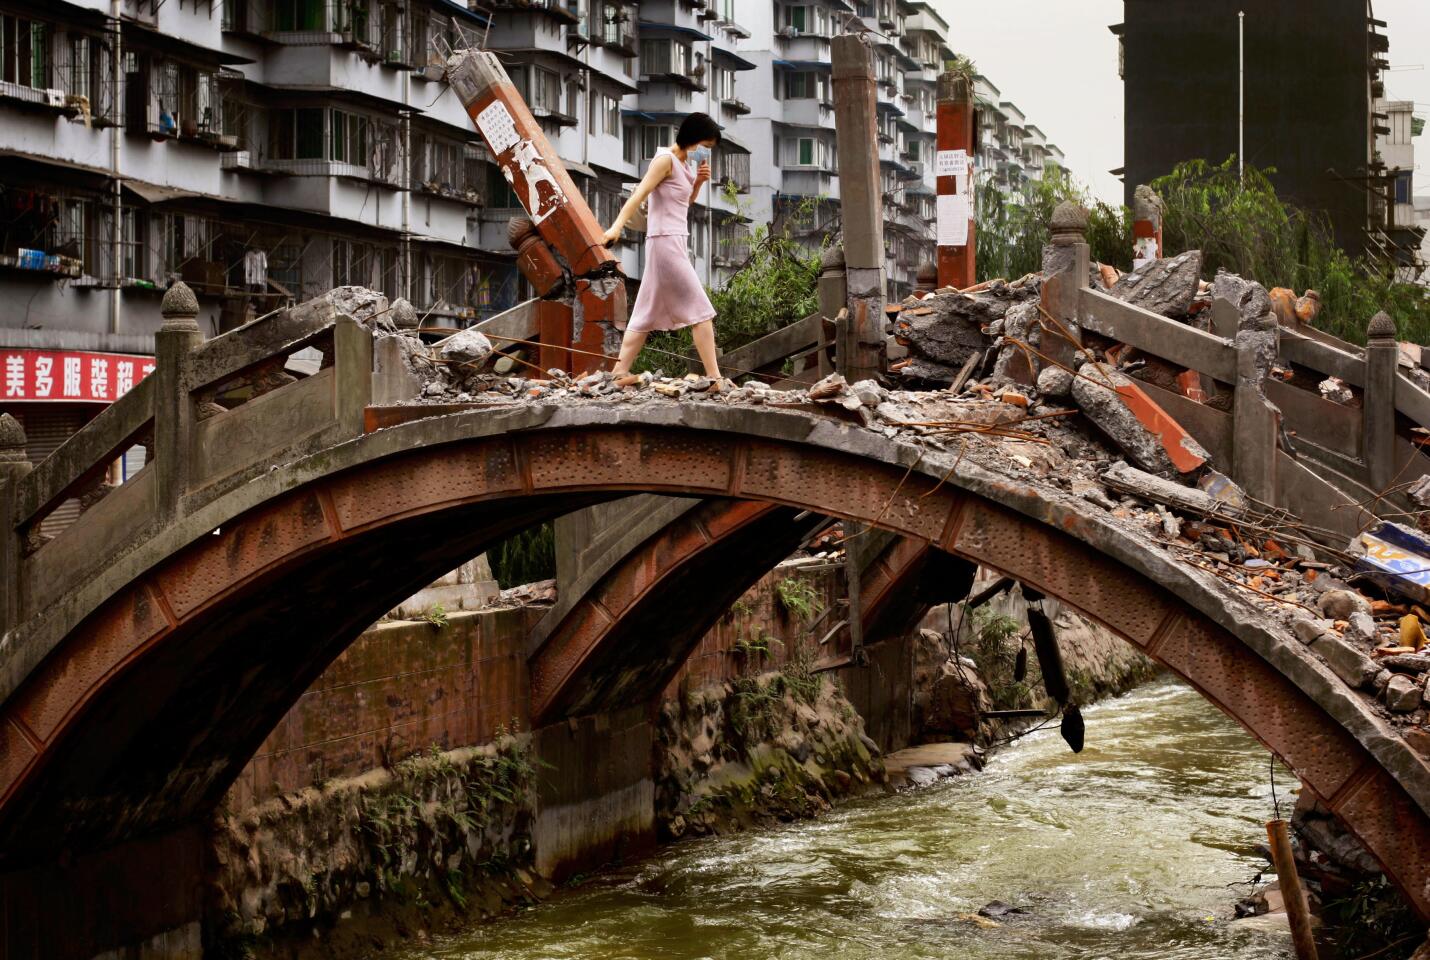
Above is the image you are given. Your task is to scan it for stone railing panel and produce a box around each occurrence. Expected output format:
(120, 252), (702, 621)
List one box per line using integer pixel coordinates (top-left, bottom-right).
(1078, 287), (1237, 383)
(14, 377), (155, 532)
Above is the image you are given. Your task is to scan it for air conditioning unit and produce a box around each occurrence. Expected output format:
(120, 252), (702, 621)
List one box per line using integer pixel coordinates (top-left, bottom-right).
(44, 88), (65, 108)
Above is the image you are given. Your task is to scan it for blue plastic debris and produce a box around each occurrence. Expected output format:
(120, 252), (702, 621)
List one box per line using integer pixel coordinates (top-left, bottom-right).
(1351, 521), (1430, 604)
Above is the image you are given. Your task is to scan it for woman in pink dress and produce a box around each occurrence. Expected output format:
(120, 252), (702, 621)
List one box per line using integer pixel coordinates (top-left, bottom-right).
(602, 113), (724, 382)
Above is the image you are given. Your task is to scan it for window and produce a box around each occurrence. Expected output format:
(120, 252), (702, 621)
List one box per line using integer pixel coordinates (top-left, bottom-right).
(798, 137), (814, 165)
(69, 36), (89, 101)
(639, 38), (689, 77)
(784, 5), (826, 36)
(334, 239), (376, 288)
(622, 123), (637, 164)
(52, 198), (88, 270)
(513, 66), (561, 114)
(606, 93), (620, 136)
(1, 16), (49, 88)
(784, 71), (823, 100)
(641, 124), (672, 160)
(715, 66), (735, 101)
(329, 110), (367, 163)
(906, 139), (920, 161)
(1396, 170), (1413, 205)
(273, 0), (325, 31)
(119, 207), (145, 282)
(565, 77), (580, 120)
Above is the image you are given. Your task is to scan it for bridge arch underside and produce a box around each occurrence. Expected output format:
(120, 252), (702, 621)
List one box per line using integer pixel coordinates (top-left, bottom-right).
(2, 413), (1428, 918)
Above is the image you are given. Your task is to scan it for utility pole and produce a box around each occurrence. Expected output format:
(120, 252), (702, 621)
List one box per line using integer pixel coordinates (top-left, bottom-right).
(1239, 10), (1245, 181)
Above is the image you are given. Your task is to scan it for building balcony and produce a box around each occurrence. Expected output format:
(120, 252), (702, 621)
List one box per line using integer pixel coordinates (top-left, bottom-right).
(720, 97), (751, 116)
(782, 97), (834, 129)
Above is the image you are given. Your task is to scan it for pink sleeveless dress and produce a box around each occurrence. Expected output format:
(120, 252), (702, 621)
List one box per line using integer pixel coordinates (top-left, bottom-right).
(627, 148), (716, 333)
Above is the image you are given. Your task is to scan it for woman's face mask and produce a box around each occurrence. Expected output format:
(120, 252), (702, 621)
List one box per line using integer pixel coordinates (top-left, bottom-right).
(690, 146), (711, 165)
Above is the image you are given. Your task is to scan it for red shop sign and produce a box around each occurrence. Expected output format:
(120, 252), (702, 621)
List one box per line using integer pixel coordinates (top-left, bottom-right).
(1, 349), (155, 403)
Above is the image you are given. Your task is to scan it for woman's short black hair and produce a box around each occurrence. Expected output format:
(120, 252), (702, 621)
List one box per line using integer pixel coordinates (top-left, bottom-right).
(676, 112), (722, 148)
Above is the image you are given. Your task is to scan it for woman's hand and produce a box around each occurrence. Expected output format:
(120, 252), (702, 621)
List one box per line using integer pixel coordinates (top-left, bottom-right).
(694, 160), (711, 185)
(602, 223), (622, 246)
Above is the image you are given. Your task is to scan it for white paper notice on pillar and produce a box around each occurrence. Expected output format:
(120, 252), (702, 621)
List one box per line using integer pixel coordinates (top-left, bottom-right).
(936, 149), (969, 179)
(937, 194), (969, 246)
(476, 99), (520, 155)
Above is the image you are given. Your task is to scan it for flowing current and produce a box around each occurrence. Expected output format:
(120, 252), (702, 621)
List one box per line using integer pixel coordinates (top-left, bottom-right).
(405, 679), (1293, 959)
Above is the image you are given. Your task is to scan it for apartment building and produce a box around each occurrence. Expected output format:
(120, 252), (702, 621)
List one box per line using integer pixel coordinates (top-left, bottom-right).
(729, 3), (1064, 298)
(971, 75), (1064, 195)
(0, 0), (1070, 474)
(1375, 98), (1424, 279)
(0, 0), (510, 476)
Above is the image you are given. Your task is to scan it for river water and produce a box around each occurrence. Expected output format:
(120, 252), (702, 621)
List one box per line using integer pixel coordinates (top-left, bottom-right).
(407, 679), (1294, 960)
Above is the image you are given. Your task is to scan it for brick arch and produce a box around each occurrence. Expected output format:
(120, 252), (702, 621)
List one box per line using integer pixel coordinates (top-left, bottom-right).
(0, 407), (1426, 917)
(528, 500), (937, 723)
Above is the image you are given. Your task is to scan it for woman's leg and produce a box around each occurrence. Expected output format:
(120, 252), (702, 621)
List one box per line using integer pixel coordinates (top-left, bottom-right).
(690, 319), (722, 379)
(611, 327), (650, 376)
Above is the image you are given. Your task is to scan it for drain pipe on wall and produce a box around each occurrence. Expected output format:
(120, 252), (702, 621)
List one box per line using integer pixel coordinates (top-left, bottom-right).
(401, 70), (412, 304)
(109, 0), (122, 334)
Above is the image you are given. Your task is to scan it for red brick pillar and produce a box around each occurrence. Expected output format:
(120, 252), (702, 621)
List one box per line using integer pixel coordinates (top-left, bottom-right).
(935, 71), (976, 290)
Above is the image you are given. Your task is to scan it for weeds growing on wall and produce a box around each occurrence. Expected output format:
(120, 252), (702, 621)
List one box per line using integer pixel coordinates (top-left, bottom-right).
(728, 644), (824, 743)
(487, 523), (555, 588)
(775, 574), (823, 623)
(359, 737), (538, 900)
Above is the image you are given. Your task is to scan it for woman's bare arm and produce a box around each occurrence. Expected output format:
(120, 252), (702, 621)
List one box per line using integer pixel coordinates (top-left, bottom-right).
(603, 154), (673, 244)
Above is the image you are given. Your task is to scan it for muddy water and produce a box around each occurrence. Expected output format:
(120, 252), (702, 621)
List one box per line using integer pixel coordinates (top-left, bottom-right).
(404, 679), (1293, 959)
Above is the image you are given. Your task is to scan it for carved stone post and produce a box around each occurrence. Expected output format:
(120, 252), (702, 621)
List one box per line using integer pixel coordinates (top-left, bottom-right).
(816, 245), (848, 378)
(1232, 311), (1281, 505)
(914, 261), (937, 298)
(0, 414), (32, 631)
(831, 35), (886, 383)
(1364, 311), (1399, 493)
(1038, 200), (1089, 374)
(153, 282), (204, 517)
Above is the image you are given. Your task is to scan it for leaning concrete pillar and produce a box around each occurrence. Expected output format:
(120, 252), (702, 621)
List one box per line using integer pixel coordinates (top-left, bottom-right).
(1364, 311), (1399, 493)
(153, 282), (204, 517)
(1038, 200), (1089, 375)
(831, 35), (886, 383)
(935, 70), (976, 290)
(1131, 184), (1164, 268)
(0, 414), (33, 631)
(447, 51), (626, 369)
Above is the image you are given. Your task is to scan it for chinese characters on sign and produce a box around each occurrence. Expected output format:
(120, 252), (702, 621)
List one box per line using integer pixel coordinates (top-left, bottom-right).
(1, 350), (154, 403)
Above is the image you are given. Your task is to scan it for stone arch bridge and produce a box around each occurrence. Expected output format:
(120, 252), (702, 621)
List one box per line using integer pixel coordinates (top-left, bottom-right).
(0, 287), (1428, 955)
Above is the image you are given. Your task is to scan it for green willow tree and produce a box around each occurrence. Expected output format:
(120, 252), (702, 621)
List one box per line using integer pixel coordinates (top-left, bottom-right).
(975, 166), (1129, 282)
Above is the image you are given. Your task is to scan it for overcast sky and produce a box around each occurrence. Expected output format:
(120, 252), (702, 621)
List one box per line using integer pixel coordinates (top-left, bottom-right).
(935, 0), (1430, 204)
